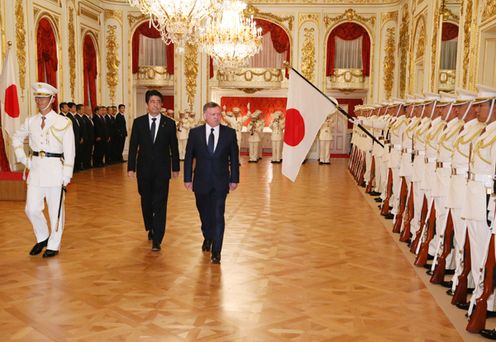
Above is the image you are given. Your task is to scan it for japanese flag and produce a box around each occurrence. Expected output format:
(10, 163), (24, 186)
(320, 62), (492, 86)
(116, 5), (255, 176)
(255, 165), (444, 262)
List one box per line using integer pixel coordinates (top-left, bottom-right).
(282, 69), (337, 182)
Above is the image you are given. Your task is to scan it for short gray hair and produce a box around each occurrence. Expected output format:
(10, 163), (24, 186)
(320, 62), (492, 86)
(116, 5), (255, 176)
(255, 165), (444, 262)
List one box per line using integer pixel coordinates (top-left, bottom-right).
(203, 101), (221, 113)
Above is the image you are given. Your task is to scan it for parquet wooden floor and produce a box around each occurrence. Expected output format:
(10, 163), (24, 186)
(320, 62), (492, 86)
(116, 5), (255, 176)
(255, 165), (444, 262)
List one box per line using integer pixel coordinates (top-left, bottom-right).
(0, 158), (464, 341)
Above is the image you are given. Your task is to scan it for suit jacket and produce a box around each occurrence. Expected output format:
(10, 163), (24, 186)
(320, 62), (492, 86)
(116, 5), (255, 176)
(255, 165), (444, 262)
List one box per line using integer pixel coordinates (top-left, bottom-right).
(115, 113), (127, 138)
(184, 124), (239, 194)
(128, 114), (180, 180)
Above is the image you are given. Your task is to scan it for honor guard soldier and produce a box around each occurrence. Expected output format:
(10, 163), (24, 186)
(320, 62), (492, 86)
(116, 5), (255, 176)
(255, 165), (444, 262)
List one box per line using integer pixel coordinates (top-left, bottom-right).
(270, 111), (285, 163)
(12, 82), (75, 258)
(318, 112), (336, 164)
(246, 110), (264, 162)
(177, 112), (193, 160)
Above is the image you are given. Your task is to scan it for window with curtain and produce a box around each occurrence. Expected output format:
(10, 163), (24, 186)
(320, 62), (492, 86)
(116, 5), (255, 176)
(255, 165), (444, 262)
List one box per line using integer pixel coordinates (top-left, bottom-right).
(334, 37), (363, 69)
(247, 32), (286, 68)
(440, 39), (457, 70)
(138, 35), (167, 67)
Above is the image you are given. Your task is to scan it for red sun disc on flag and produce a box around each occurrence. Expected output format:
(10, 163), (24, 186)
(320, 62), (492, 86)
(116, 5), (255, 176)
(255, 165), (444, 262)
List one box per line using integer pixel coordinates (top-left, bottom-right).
(284, 108), (305, 146)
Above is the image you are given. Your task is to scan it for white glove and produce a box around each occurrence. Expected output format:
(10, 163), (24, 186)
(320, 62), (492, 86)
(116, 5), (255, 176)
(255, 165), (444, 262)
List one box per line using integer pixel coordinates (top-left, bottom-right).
(19, 157), (31, 169)
(63, 176), (71, 186)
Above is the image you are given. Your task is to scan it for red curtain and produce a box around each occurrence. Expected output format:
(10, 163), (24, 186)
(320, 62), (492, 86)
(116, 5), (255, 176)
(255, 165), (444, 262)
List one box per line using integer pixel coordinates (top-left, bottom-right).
(442, 22), (459, 41)
(336, 98), (363, 128)
(83, 35), (97, 108)
(256, 18), (290, 78)
(162, 95), (174, 110)
(220, 96), (287, 126)
(0, 130), (10, 171)
(326, 22), (370, 77)
(132, 21), (174, 74)
(37, 18), (58, 110)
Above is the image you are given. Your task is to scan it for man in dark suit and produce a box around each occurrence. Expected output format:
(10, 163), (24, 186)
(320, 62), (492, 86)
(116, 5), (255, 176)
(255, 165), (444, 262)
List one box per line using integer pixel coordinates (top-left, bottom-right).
(128, 90), (180, 251)
(82, 105), (95, 169)
(92, 106), (106, 167)
(184, 102), (240, 264)
(114, 104), (127, 162)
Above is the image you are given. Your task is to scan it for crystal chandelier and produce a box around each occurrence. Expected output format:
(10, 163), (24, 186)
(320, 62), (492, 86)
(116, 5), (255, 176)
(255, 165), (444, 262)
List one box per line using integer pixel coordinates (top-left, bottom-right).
(200, 0), (262, 68)
(128, 0), (220, 51)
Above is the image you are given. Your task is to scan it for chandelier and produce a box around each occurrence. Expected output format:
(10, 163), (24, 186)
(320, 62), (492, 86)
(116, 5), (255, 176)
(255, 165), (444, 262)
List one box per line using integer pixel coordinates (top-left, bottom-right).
(200, 0), (262, 68)
(128, 0), (220, 51)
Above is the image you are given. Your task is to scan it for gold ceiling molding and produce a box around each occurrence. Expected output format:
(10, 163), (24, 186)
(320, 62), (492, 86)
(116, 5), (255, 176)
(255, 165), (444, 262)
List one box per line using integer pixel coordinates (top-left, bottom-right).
(381, 11), (398, 29)
(69, 7), (76, 100)
(442, 7), (459, 22)
(383, 27), (395, 99)
(245, 4), (294, 31)
(298, 13), (319, 28)
(128, 13), (148, 30)
(104, 9), (123, 25)
(399, 3), (409, 97)
(324, 8), (376, 32)
(106, 25), (120, 104)
(431, 0), (441, 91)
(249, 0), (399, 3)
(482, 0), (496, 22)
(184, 42), (198, 111)
(301, 27), (315, 83)
(15, 0), (26, 93)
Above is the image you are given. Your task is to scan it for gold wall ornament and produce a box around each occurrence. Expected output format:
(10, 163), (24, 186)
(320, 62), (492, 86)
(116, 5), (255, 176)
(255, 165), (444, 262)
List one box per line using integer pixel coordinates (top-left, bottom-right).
(462, 0), (472, 87)
(184, 42), (198, 111)
(106, 25), (120, 104)
(128, 13), (148, 30)
(383, 27), (396, 99)
(430, 0), (441, 91)
(0, 1), (6, 61)
(381, 11), (398, 29)
(15, 0), (26, 92)
(298, 13), (319, 27)
(68, 7), (76, 100)
(399, 4), (409, 97)
(245, 4), (294, 31)
(443, 7), (460, 22)
(324, 8), (376, 31)
(301, 27), (315, 83)
(415, 18), (426, 60)
(104, 9), (123, 26)
(482, 0), (496, 22)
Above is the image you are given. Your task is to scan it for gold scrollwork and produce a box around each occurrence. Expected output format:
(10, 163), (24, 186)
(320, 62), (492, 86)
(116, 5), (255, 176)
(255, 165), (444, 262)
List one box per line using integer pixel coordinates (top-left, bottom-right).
(482, 0), (496, 22)
(431, 0), (440, 91)
(106, 25), (120, 104)
(68, 7), (76, 100)
(443, 7), (460, 22)
(128, 13), (148, 30)
(399, 4), (409, 97)
(324, 8), (376, 31)
(301, 27), (315, 83)
(184, 42), (198, 111)
(299, 13), (319, 28)
(415, 18), (426, 60)
(245, 4), (294, 31)
(216, 68), (283, 83)
(0, 1), (6, 61)
(462, 0), (472, 87)
(381, 11), (398, 29)
(383, 27), (395, 99)
(15, 0), (26, 92)
(104, 9), (123, 26)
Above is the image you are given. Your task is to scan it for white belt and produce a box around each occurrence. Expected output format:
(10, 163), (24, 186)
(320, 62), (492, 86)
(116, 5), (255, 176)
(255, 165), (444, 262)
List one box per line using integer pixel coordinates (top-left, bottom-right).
(467, 172), (493, 182)
(424, 157), (437, 164)
(414, 150), (425, 156)
(451, 167), (468, 176)
(393, 144), (401, 150)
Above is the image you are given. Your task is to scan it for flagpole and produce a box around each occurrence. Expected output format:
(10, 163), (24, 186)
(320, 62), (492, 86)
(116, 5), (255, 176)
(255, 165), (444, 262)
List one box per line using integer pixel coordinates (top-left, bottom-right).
(288, 66), (383, 148)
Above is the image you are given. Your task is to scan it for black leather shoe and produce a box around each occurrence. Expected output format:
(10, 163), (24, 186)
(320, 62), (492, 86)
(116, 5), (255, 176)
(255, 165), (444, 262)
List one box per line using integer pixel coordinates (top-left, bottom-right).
(29, 239), (48, 255)
(369, 191), (381, 196)
(211, 253), (221, 264)
(441, 280), (453, 288)
(423, 263), (432, 269)
(202, 239), (212, 252)
(427, 254), (434, 260)
(446, 289), (454, 296)
(456, 302), (470, 310)
(445, 269), (455, 275)
(42, 249), (58, 258)
(480, 329), (496, 340)
(151, 244), (161, 251)
(374, 198), (383, 202)
(148, 231), (153, 241)
(384, 213), (394, 220)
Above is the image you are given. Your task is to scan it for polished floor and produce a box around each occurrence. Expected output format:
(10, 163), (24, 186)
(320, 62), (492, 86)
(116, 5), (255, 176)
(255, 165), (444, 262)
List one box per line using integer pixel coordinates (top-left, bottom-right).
(0, 158), (467, 341)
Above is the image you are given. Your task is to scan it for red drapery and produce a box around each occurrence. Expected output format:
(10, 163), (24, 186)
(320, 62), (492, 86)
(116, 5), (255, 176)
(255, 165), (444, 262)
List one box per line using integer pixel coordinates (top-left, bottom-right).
(442, 22), (459, 41)
(83, 35), (97, 108)
(0, 130), (10, 171)
(326, 22), (370, 77)
(336, 98), (363, 128)
(132, 21), (174, 74)
(37, 18), (58, 110)
(162, 95), (174, 110)
(220, 96), (287, 126)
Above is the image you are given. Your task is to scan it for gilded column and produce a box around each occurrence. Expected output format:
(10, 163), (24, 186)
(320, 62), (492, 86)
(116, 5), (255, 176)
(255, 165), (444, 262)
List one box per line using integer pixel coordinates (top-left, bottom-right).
(461, 0), (473, 87)
(383, 27), (395, 99)
(398, 4), (409, 98)
(68, 7), (76, 100)
(106, 25), (120, 104)
(430, 0), (441, 91)
(184, 42), (198, 111)
(301, 28), (315, 83)
(15, 0), (26, 92)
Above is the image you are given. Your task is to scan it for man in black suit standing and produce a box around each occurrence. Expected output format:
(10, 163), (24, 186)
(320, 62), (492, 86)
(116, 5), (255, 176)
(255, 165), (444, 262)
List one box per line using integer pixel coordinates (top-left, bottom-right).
(114, 104), (127, 162)
(128, 90), (180, 251)
(184, 102), (240, 264)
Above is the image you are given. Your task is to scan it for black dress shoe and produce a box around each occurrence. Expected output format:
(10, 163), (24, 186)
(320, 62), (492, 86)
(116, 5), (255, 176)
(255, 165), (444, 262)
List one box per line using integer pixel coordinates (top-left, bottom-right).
(456, 302), (470, 310)
(211, 253), (221, 264)
(423, 263), (432, 269)
(445, 269), (455, 275)
(202, 239), (212, 252)
(151, 244), (161, 252)
(427, 254), (434, 260)
(148, 231), (153, 241)
(29, 238), (48, 255)
(480, 329), (496, 340)
(369, 191), (381, 196)
(374, 198), (383, 202)
(42, 249), (58, 258)
(385, 213), (394, 220)
(440, 280), (453, 288)
(446, 289), (455, 296)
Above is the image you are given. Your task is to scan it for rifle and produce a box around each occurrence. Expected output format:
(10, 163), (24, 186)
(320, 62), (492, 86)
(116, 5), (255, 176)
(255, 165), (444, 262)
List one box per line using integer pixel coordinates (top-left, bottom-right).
(414, 201), (436, 266)
(430, 210), (454, 283)
(381, 168), (393, 216)
(393, 177), (408, 233)
(466, 235), (495, 333)
(366, 155), (375, 193)
(410, 195), (428, 253)
(399, 182), (414, 242)
(451, 231), (471, 306)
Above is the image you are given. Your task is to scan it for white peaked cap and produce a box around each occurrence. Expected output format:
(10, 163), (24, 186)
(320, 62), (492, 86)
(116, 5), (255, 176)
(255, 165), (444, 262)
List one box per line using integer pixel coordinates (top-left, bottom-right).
(439, 91), (457, 103)
(456, 87), (477, 101)
(32, 82), (58, 97)
(424, 92), (440, 101)
(476, 84), (496, 99)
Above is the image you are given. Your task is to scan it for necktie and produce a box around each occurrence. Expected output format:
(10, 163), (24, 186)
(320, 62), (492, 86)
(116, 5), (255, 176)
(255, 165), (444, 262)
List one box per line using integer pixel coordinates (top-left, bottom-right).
(41, 116), (46, 129)
(208, 128), (215, 154)
(151, 118), (157, 142)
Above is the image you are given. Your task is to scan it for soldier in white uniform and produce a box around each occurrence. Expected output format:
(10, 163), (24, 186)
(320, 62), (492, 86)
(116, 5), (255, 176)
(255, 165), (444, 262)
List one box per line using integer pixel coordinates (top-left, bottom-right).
(12, 82), (75, 258)
(177, 112), (193, 160)
(246, 110), (264, 162)
(270, 111), (285, 163)
(319, 113), (335, 164)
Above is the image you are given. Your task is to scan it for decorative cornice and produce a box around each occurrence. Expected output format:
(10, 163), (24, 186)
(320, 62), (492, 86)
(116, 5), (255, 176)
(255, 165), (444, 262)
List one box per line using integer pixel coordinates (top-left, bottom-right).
(104, 9), (122, 25)
(106, 25), (120, 104)
(298, 13), (319, 28)
(324, 8), (376, 31)
(245, 4), (294, 31)
(184, 42), (198, 111)
(15, 0), (26, 92)
(68, 7), (76, 100)
(482, 0), (496, 23)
